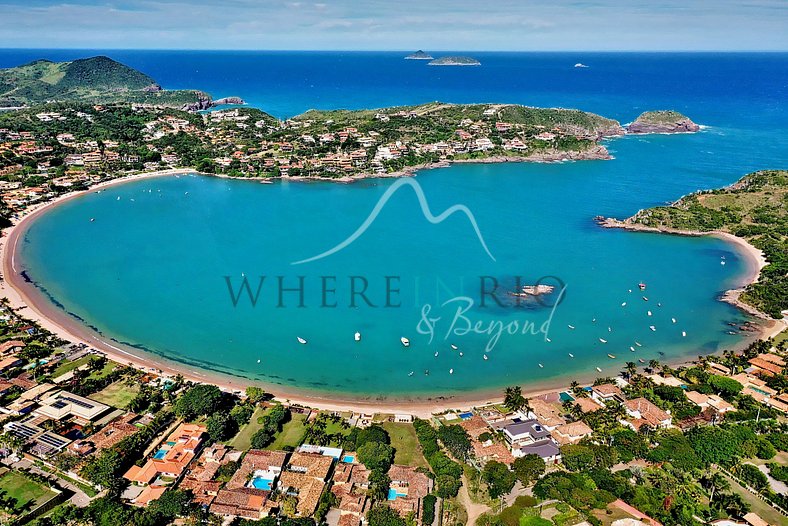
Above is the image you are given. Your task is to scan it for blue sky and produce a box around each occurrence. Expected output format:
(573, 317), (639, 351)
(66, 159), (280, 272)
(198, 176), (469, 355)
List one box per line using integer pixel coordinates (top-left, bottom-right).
(1, 0), (786, 50)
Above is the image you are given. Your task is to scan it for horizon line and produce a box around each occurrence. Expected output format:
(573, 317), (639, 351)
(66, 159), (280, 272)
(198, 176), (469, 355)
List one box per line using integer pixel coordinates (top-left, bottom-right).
(1, 47), (787, 53)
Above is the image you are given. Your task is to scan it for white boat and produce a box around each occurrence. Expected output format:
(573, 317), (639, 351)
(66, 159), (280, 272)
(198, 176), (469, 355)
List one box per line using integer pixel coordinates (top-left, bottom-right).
(635, 341), (642, 347)
(568, 324), (575, 329)
(608, 327), (612, 332)
(354, 332), (361, 341)
(483, 355), (488, 361)
(116, 196), (121, 201)
(639, 359), (645, 363)
(459, 352), (463, 357)
(649, 326), (656, 332)
(599, 338), (608, 343)
(643, 296), (649, 301)
(90, 218), (95, 222)
(671, 318), (676, 324)
(647, 310), (652, 316)
(630, 346), (635, 352)
(721, 261), (726, 265)
(568, 353), (574, 358)
(574, 63), (589, 68)
(596, 367), (603, 373)
(545, 337), (552, 343)
(451, 344), (458, 350)
(434, 352), (439, 357)
(408, 371), (414, 377)
(257, 359), (261, 363)
(297, 337), (307, 344)
(538, 363), (544, 368)
(682, 331), (687, 337)
(621, 302), (627, 307)
(449, 368), (454, 374)
(607, 354), (616, 359)
(401, 337), (410, 347)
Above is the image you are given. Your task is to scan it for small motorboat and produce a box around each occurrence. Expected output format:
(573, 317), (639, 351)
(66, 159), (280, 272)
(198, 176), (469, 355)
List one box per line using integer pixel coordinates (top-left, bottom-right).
(538, 363), (544, 368)
(401, 337), (410, 347)
(649, 326), (656, 332)
(621, 302), (627, 307)
(354, 332), (361, 341)
(596, 367), (603, 373)
(545, 337), (552, 343)
(483, 355), (489, 361)
(568, 324), (575, 329)
(257, 359), (261, 363)
(297, 337), (307, 344)
(434, 352), (439, 357)
(639, 358), (645, 363)
(682, 331), (687, 337)
(630, 346), (635, 352)
(568, 353), (574, 358)
(459, 352), (463, 357)
(599, 338), (608, 343)
(635, 341), (642, 347)
(408, 371), (414, 377)
(424, 369), (429, 375)
(642, 296), (649, 301)
(451, 344), (458, 350)
(607, 354), (616, 359)
(671, 318), (676, 324)
(639, 282), (646, 290)
(90, 218), (95, 222)
(647, 310), (652, 316)
(721, 260), (726, 265)
(449, 368), (454, 374)
(608, 326), (612, 332)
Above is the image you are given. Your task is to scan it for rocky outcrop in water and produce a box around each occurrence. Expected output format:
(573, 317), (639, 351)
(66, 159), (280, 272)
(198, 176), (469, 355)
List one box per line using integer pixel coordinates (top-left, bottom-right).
(626, 111), (700, 134)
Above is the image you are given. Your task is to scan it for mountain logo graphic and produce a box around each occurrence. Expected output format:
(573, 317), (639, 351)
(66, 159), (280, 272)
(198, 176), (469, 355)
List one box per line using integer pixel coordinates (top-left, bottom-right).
(291, 178), (496, 265)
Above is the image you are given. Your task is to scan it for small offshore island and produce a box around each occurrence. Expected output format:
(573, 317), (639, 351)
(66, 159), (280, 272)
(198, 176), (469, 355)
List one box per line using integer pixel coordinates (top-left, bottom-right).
(428, 56), (481, 66)
(404, 50), (434, 60)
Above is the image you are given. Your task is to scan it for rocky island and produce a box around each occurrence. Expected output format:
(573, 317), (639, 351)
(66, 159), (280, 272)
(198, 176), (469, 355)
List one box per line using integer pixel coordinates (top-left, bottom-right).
(404, 50), (433, 60)
(626, 110), (700, 134)
(428, 56), (481, 66)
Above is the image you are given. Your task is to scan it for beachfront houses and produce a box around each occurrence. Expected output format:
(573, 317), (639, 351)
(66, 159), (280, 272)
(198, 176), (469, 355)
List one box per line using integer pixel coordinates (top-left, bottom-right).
(387, 464), (433, 520)
(499, 418), (561, 463)
(278, 451), (334, 516)
(124, 423), (207, 506)
(623, 398), (673, 431)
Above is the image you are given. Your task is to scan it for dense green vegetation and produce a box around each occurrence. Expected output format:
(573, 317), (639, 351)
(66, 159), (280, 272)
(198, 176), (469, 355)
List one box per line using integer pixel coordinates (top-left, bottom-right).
(626, 170), (788, 318)
(0, 56), (203, 107)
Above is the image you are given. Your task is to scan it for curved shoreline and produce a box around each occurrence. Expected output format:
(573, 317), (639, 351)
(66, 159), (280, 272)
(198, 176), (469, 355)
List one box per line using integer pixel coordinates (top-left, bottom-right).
(1, 169), (783, 418)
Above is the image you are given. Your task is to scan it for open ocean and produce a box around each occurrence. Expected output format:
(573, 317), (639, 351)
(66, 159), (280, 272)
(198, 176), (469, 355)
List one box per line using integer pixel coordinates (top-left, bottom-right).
(5, 51), (788, 399)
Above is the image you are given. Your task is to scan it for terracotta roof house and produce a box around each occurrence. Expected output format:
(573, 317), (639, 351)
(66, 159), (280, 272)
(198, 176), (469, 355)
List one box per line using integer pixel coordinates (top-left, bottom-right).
(278, 471), (326, 517)
(210, 487), (277, 520)
(387, 465), (432, 520)
(460, 415), (514, 465)
(684, 391), (735, 414)
(624, 398), (672, 430)
(124, 423), (206, 500)
(590, 383), (626, 404)
(748, 357), (784, 376)
(286, 451), (333, 481)
(0, 340), (25, 355)
(574, 397), (603, 413)
(552, 421), (593, 445)
(227, 449), (288, 490)
(527, 398), (565, 429)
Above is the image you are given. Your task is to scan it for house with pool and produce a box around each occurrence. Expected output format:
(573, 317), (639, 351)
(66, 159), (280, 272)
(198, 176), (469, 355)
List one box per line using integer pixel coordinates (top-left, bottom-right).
(386, 464), (432, 520)
(210, 449), (288, 520)
(123, 422), (207, 506)
(278, 451), (334, 517)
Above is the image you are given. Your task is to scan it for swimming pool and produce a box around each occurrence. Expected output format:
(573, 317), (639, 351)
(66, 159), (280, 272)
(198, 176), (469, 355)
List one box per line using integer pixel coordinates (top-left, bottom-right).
(153, 449), (167, 459)
(252, 477), (273, 490)
(459, 412), (473, 420)
(342, 455), (355, 463)
(387, 488), (407, 500)
(559, 391), (575, 402)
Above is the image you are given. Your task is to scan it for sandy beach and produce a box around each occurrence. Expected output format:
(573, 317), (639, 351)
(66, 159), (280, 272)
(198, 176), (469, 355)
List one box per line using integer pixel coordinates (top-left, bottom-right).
(0, 168), (784, 418)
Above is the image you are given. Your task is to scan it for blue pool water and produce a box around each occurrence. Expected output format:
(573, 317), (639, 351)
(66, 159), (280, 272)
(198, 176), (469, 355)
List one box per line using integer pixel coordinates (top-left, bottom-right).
(7, 51), (788, 399)
(388, 488), (407, 501)
(342, 455), (355, 464)
(153, 449), (167, 460)
(251, 477), (273, 491)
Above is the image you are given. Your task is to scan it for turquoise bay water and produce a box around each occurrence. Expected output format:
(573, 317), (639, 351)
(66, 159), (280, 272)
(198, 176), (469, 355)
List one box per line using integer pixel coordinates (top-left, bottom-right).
(9, 51), (788, 399)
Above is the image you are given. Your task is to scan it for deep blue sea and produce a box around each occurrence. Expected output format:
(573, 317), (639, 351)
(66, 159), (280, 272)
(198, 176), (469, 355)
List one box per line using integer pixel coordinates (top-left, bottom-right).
(5, 51), (787, 399)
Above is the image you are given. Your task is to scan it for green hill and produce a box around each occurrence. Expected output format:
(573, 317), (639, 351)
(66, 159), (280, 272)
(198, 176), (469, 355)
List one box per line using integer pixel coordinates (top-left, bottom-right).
(0, 56), (202, 108)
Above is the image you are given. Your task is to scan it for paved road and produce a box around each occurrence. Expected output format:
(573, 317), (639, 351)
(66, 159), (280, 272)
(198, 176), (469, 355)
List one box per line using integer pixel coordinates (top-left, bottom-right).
(4, 457), (93, 507)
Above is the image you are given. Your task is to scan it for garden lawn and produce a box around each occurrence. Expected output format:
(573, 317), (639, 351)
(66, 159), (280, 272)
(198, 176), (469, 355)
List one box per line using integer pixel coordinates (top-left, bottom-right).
(88, 380), (140, 408)
(267, 413), (307, 450)
(381, 422), (428, 468)
(51, 355), (91, 377)
(0, 469), (55, 512)
(228, 406), (269, 450)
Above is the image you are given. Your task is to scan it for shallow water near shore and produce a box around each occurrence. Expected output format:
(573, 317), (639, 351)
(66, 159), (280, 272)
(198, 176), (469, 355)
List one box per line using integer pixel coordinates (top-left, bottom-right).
(7, 51), (788, 398)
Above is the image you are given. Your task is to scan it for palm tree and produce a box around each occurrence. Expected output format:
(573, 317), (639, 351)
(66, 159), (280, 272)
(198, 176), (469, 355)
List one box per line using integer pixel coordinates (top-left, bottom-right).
(701, 472), (730, 504)
(647, 359), (660, 374)
(624, 361), (637, 379)
(503, 386), (526, 413)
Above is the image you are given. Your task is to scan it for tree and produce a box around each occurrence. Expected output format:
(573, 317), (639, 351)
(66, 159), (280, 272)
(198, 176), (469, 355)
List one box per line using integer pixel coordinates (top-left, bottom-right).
(357, 441), (394, 472)
(560, 444), (595, 472)
(367, 469), (391, 502)
(280, 494), (299, 517)
(245, 386), (266, 404)
(437, 424), (472, 461)
(708, 375), (743, 398)
(483, 460), (516, 499)
(206, 412), (237, 442)
(250, 428), (274, 449)
(149, 489), (193, 519)
(367, 504), (406, 526)
(503, 386), (526, 412)
(512, 454), (545, 486)
(88, 355), (107, 373)
(174, 384), (225, 420)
